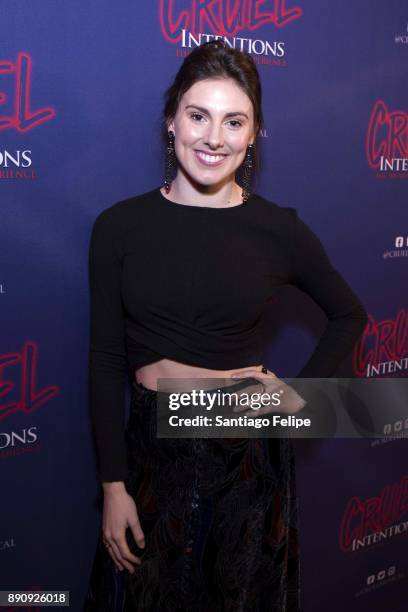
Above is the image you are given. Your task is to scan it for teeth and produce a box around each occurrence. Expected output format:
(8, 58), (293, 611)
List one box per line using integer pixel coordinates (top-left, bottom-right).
(196, 151), (225, 163)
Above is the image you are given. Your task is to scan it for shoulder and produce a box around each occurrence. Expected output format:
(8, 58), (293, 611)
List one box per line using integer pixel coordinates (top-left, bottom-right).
(91, 187), (159, 238)
(252, 191), (296, 217)
(255, 193), (327, 249)
(251, 192), (298, 236)
(93, 187), (158, 225)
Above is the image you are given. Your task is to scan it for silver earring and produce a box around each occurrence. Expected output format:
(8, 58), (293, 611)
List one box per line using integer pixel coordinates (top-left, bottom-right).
(241, 143), (254, 203)
(164, 130), (176, 193)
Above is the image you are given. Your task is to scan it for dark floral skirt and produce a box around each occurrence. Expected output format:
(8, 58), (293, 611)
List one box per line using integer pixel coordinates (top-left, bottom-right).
(84, 380), (300, 611)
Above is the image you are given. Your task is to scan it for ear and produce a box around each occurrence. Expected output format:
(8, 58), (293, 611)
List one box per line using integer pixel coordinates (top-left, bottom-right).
(248, 128), (257, 146)
(167, 119), (175, 133)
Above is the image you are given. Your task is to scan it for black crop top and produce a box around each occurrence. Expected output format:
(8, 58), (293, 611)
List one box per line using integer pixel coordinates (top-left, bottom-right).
(88, 187), (368, 482)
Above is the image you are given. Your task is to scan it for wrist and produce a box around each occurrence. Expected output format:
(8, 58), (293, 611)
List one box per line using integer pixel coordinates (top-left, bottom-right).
(102, 481), (126, 494)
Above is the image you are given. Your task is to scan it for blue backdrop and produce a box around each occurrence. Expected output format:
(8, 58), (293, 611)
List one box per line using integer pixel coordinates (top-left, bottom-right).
(1, 2), (407, 610)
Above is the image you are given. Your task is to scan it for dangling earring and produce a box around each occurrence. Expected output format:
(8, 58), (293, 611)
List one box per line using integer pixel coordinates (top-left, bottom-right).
(241, 143), (255, 203)
(164, 130), (176, 193)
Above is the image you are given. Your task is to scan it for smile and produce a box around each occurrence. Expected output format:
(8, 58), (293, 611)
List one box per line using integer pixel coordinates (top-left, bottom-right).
(194, 150), (228, 166)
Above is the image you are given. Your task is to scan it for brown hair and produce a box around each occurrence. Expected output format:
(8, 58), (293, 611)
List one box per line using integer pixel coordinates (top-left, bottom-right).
(162, 40), (263, 176)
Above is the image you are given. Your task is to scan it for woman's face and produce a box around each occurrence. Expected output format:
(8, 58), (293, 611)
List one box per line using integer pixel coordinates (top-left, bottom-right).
(168, 78), (256, 188)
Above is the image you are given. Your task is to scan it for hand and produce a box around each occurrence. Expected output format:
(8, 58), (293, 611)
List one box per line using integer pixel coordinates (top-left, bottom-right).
(102, 486), (145, 574)
(230, 366), (306, 416)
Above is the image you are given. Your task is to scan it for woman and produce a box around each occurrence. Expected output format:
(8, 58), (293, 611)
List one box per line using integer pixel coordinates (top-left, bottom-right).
(84, 40), (367, 611)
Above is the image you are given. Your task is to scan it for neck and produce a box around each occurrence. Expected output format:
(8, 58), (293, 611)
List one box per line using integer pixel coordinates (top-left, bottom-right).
(168, 174), (242, 208)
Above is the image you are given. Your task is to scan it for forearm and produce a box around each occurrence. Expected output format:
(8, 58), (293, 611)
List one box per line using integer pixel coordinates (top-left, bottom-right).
(89, 350), (129, 483)
(296, 303), (368, 378)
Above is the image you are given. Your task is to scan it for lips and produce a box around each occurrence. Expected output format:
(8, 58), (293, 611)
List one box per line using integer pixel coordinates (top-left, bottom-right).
(194, 150), (228, 166)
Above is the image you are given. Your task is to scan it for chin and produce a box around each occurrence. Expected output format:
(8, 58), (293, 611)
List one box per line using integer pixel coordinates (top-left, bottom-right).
(197, 178), (229, 190)
(194, 166), (234, 182)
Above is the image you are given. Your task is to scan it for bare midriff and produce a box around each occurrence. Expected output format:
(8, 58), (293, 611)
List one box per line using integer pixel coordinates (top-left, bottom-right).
(135, 358), (263, 392)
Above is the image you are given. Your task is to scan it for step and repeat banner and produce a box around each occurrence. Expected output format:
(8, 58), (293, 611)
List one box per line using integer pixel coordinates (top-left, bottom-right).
(1, 1), (406, 610)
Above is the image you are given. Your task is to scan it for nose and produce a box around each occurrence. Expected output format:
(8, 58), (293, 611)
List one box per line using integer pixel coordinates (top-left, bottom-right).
(204, 121), (224, 150)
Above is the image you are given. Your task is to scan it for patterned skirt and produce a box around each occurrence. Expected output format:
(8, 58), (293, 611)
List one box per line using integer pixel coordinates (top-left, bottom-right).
(83, 380), (300, 611)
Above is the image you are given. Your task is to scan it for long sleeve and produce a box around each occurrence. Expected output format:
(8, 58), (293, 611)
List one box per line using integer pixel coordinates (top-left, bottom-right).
(288, 209), (368, 378)
(88, 209), (129, 483)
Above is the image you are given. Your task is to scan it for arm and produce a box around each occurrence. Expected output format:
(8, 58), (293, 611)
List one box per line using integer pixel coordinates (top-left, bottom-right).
(88, 209), (129, 485)
(88, 210), (146, 574)
(288, 209), (368, 378)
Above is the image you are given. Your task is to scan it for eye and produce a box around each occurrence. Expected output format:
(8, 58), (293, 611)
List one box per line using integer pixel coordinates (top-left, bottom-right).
(190, 112), (204, 122)
(228, 119), (243, 128)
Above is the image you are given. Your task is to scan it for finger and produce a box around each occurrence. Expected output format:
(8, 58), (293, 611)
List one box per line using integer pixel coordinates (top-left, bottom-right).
(116, 535), (143, 566)
(231, 379), (282, 402)
(231, 370), (262, 378)
(110, 539), (140, 573)
(230, 369), (276, 380)
(229, 382), (265, 412)
(234, 387), (286, 414)
(104, 543), (125, 572)
(129, 519), (146, 550)
(231, 389), (265, 412)
(233, 381), (265, 396)
(112, 558), (125, 572)
(236, 397), (284, 416)
(105, 543), (125, 572)
(234, 401), (279, 416)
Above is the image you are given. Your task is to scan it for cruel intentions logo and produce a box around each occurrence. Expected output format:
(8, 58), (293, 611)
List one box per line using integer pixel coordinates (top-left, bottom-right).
(0, 341), (59, 465)
(0, 426), (40, 459)
(353, 309), (408, 378)
(0, 149), (34, 180)
(339, 476), (408, 553)
(0, 51), (56, 179)
(366, 100), (408, 178)
(159, 0), (303, 65)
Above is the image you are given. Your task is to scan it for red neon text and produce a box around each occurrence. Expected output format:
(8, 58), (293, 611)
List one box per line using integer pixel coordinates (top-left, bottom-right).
(159, 0), (303, 42)
(0, 341), (59, 420)
(353, 309), (408, 377)
(0, 52), (56, 132)
(366, 100), (408, 168)
(339, 476), (408, 552)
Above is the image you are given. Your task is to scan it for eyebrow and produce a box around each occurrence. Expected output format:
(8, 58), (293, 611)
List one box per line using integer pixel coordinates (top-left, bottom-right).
(185, 104), (249, 119)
